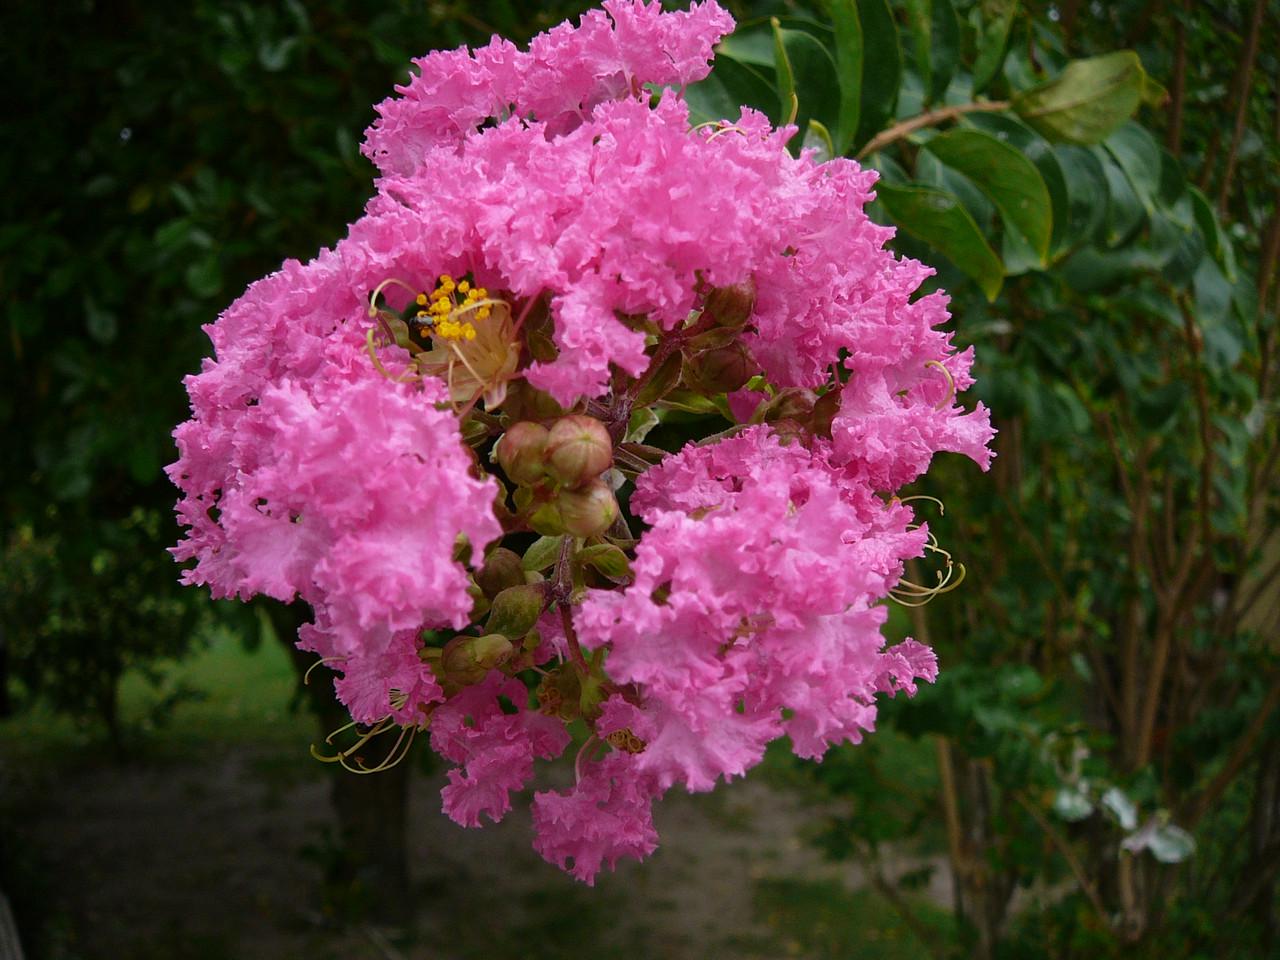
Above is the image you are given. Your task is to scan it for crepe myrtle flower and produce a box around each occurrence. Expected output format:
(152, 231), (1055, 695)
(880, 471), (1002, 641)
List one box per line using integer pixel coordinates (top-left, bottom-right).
(168, 0), (993, 885)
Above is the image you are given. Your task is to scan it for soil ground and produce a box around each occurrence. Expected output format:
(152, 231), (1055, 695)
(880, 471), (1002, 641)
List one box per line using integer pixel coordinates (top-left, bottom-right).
(0, 633), (950, 960)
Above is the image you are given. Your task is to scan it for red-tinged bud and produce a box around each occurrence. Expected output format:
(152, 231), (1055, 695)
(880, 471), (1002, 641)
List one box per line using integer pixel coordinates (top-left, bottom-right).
(475, 547), (526, 599)
(496, 421), (549, 485)
(545, 415), (613, 489)
(811, 388), (842, 438)
(684, 340), (755, 395)
(557, 478), (619, 538)
(703, 279), (756, 328)
(758, 387), (816, 424)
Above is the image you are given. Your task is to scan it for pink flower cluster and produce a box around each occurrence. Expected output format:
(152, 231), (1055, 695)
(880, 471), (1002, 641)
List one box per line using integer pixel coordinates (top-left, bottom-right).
(168, 0), (994, 885)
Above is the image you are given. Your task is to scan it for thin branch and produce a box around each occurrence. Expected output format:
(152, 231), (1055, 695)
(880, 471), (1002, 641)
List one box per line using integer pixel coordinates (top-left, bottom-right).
(1217, 0), (1266, 214)
(1013, 791), (1113, 934)
(1166, 0), (1188, 154)
(1185, 676), (1280, 828)
(856, 101), (1010, 160)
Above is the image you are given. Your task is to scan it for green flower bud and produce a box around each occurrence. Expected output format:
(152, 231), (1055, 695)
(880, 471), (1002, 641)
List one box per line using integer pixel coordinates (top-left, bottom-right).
(703, 279), (756, 328)
(440, 633), (514, 686)
(557, 478), (619, 538)
(475, 547), (526, 599)
(495, 421), (550, 485)
(485, 583), (546, 640)
(528, 500), (567, 536)
(683, 340), (755, 395)
(545, 415), (613, 488)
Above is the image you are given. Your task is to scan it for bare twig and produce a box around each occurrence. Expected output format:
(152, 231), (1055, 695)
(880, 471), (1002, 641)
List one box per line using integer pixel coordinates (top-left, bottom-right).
(1013, 791), (1113, 934)
(856, 101), (1010, 160)
(1217, 0), (1266, 214)
(1185, 677), (1280, 828)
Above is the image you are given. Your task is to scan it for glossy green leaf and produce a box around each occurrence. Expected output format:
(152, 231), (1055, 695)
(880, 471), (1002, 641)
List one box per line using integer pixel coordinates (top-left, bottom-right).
(1012, 51), (1147, 145)
(853, 0), (901, 149)
(972, 0), (1018, 94)
(1094, 147), (1146, 247)
(963, 111), (1071, 255)
(823, 0), (862, 153)
(804, 118), (836, 161)
(684, 51), (777, 126)
(1053, 145), (1111, 248)
(771, 20), (841, 142)
(928, 0), (960, 105)
(1189, 185), (1237, 281)
(924, 128), (1053, 261)
(875, 182), (1004, 300)
(770, 17), (797, 127)
(1103, 121), (1161, 214)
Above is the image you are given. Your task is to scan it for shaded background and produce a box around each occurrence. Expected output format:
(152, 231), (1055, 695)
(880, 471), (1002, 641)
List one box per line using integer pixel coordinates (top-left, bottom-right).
(2, 1), (1278, 958)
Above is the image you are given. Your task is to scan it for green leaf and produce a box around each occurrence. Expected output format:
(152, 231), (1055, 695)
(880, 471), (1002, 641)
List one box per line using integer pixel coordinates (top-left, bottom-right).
(962, 112), (1070, 255)
(823, 0), (862, 153)
(972, 0), (1018, 94)
(685, 52), (777, 126)
(770, 17), (798, 126)
(1188, 185), (1236, 281)
(1094, 147), (1146, 247)
(1011, 51), (1147, 145)
(1103, 122), (1161, 214)
(853, 0), (901, 150)
(522, 535), (565, 572)
(928, 0), (960, 105)
(1053, 145), (1111, 248)
(804, 118), (836, 161)
(875, 182), (1004, 300)
(923, 128), (1053, 262)
(771, 21), (841, 141)
(578, 543), (632, 581)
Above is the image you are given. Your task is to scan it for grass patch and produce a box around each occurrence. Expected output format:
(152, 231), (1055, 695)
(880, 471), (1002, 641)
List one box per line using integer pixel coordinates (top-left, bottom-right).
(0, 628), (313, 762)
(735, 876), (954, 960)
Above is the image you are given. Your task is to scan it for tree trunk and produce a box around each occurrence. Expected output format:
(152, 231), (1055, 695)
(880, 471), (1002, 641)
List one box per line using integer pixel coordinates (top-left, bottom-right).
(269, 602), (412, 924)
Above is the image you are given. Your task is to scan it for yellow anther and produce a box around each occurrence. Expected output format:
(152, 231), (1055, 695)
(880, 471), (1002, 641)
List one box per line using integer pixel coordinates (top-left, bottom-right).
(458, 280), (471, 294)
(416, 310), (428, 318)
(439, 274), (453, 284)
(464, 325), (477, 340)
(475, 287), (487, 299)
(416, 293), (428, 306)
(477, 307), (492, 320)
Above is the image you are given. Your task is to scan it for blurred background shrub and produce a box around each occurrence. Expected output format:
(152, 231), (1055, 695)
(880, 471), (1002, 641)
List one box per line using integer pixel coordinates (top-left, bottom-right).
(1, 1), (1276, 958)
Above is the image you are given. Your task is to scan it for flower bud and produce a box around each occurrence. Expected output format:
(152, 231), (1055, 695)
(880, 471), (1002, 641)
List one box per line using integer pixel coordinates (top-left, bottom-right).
(440, 633), (514, 686)
(495, 421), (550, 485)
(485, 583), (546, 640)
(557, 478), (619, 538)
(683, 341), (755, 395)
(475, 547), (526, 599)
(545, 415), (613, 489)
(703, 279), (756, 328)
(758, 387), (816, 424)
(811, 388), (842, 439)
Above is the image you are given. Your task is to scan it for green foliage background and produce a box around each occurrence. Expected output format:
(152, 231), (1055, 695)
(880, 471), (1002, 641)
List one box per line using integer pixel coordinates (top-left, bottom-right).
(1, 1), (1277, 958)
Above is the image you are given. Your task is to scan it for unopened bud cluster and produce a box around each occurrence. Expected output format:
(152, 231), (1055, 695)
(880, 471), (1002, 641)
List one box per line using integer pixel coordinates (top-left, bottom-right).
(497, 414), (618, 538)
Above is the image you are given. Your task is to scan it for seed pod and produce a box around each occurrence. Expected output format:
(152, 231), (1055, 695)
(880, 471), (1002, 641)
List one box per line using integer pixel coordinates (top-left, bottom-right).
(475, 547), (526, 599)
(557, 478), (619, 538)
(495, 421), (550, 485)
(545, 415), (613, 488)
(703, 278), (756, 328)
